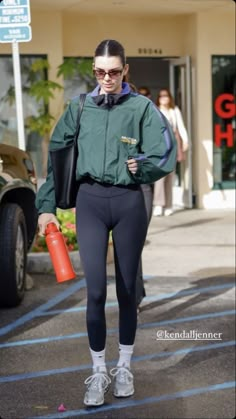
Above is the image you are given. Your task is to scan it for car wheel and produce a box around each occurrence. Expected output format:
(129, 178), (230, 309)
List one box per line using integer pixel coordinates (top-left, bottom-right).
(0, 203), (27, 308)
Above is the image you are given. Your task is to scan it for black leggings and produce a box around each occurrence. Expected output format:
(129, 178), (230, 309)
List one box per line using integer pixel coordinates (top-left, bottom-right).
(76, 179), (148, 352)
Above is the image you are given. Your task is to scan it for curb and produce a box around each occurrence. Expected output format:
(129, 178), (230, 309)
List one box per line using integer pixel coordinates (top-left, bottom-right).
(27, 251), (82, 274)
(27, 244), (114, 275)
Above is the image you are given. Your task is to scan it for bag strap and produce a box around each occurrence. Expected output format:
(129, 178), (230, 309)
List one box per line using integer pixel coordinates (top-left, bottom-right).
(74, 93), (86, 140)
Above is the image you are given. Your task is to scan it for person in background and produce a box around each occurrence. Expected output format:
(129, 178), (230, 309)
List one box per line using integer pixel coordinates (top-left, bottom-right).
(153, 88), (189, 216)
(138, 86), (152, 99)
(36, 40), (176, 408)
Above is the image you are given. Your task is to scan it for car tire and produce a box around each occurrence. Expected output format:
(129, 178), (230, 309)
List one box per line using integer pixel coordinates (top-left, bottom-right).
(0, 203), (27, 308)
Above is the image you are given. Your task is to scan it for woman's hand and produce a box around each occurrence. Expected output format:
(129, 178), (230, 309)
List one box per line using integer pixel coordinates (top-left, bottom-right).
(126, 158), (138, 175)
(38, 213), (60, 236)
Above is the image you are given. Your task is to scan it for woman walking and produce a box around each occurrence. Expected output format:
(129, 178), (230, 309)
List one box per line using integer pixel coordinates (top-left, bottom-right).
(153, 88), (189, 216)
(36, 39), (176, 407)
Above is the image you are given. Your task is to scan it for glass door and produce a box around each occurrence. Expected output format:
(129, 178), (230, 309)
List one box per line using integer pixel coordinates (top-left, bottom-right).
(169, 56), (193, 208)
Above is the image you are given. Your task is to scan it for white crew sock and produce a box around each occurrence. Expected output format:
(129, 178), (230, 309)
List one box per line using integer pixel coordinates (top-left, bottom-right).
(117, 343), (134, 369)
(89, 348), (107, 373)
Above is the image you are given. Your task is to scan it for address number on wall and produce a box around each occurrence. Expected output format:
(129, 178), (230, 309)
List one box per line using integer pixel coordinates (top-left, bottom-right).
(138, 48), (163, 54)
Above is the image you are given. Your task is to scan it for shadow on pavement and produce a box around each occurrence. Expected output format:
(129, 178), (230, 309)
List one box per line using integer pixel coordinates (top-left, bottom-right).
(140, 272), (235, 317)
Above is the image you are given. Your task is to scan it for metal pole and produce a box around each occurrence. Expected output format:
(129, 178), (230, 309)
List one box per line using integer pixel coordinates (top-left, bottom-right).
(12, 40), (26, 151)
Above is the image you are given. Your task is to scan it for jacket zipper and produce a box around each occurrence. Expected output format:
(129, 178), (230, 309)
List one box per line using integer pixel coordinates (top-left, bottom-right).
(101, 98), (110, 182)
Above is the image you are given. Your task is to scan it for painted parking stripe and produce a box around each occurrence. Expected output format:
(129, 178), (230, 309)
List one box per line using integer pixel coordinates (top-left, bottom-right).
(0, 309), (234, 349)
(40, 282), (235, 316)
(0, 278), (86, 337)
(0, 279), (234, 336)
(143, 274), (154, 280)
(139, 309), (236, 329)
(29, 381), (236, 419)
(143, 282), (235, 301)
(0, 340), (234, 383)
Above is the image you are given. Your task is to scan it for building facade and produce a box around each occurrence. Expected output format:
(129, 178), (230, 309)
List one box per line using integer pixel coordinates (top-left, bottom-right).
(0, 0), (235, 208)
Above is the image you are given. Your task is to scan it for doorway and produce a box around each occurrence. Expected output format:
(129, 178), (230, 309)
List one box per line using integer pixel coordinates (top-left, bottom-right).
(128, 57), (193, 209)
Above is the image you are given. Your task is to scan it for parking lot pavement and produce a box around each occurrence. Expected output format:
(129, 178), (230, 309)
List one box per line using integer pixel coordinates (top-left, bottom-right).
(0, 209), (235, 419)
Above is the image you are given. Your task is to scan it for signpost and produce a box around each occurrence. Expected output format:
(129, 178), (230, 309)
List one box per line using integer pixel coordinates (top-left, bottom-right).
(0, 25), (31, 42)
(0, 0), (32, 151)
(0, 0), (30, 25)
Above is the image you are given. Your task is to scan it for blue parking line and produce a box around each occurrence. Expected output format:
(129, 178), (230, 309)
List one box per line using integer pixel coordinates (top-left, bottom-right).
(139, 309), (236, 329)
(0, 279), (234, 336)
(0, 309), (234, 349)
(29, 381), (236, 418)
(143, 274), (155, 280)
(0, 279), (86, 337)
(40, 301), (118, 315)
(40, 282), (235, 316)
(143, 282), (235, 301)
(0, 340), (234, 383)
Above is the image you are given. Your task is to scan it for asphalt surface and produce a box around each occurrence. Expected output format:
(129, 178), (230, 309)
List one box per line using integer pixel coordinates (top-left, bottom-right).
(0, 209), (235, 419)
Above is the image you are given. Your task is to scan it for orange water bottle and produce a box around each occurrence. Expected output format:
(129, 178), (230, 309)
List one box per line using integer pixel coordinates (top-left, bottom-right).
(45, 223), (76, 283)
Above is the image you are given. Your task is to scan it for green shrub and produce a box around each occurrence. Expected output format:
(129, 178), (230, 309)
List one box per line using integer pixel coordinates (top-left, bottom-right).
(31, 208), (113, 253)
(32, 209), (78, 252)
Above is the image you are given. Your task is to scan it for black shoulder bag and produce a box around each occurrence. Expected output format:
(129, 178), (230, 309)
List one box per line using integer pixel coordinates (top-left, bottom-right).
(50, 93), (86, 210)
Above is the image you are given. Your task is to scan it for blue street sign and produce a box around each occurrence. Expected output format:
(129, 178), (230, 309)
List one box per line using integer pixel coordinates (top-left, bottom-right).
(0, 0), (30, 26)
(0, 24), (31, 42)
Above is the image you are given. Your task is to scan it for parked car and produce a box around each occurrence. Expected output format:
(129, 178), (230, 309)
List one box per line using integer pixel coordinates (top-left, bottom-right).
(0, 143), (38, 307)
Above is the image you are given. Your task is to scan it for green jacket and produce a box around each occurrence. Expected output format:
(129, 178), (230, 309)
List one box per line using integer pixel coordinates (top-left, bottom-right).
(36, 85), (176, 214)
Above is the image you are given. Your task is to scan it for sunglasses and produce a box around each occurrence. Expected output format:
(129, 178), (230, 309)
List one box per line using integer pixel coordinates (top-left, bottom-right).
(93, 68), (123, 80)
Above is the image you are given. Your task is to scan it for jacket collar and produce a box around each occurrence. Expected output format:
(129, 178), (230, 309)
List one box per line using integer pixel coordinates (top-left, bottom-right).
(90, 82), (131, 108)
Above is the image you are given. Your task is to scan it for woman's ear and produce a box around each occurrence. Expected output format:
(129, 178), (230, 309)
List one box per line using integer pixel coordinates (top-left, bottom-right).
(124, 64), (129, 76)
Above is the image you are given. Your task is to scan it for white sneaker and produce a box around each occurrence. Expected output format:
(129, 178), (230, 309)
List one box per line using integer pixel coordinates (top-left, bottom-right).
(153, 206), (163, 216)
(84, 368), (111, 406)
(110, 366), (134, 397)
(164, 208), (174, 216)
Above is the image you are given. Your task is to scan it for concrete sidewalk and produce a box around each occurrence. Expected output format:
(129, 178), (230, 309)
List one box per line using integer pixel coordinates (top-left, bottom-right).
(28, 208), (235, 280)
(142, 208), (235, 279)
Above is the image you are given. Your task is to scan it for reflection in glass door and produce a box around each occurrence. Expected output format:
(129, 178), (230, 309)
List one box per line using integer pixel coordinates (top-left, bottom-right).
(169, 56), (193, 208)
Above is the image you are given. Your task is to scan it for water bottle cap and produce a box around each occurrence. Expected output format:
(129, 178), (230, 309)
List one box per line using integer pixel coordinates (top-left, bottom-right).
(45, 223), (58, 234)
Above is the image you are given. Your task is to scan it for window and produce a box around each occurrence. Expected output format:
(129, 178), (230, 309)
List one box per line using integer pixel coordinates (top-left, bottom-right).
(212, 55), (236, 189)
(62, 57), (95, 103)
(0, 55), (46, 178)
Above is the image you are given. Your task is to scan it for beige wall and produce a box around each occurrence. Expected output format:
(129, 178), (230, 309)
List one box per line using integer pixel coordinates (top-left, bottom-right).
(0, 7), (235, 207)
(63, 14), (187, 57)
